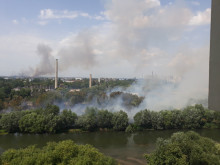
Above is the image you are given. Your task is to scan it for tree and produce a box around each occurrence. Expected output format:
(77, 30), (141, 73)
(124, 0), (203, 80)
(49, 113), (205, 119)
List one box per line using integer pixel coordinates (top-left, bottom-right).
(59, 109), (77, 129)
(0, 99), (4, 110)
(170, 109), (184, 129)
(151, 111), (163, 130)
(76, 107), (98, 131)
(97, 110), (113, 128)
(45, 104), (60, 115)
(0, 140), (117, 165)
(19, 112), (61, 133)
(0, 111), (27, 133)
(160, 110), (173, 129)
(134, 109), (152, 129)
(145, 131), (220, 165)
(112, 110), (128, 131)
(18, 113), (45, 133)
(182, 105), (205, 129)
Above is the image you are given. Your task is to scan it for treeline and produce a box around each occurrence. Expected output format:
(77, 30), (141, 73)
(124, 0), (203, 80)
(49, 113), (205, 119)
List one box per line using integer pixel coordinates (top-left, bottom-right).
(133, 104), (220, 130)
(63, 78), (134, 89)
(0, 78), (136, 111)
(1, 104), (220, 134)
(0, 140), (117, 165)
(0, 78), (31, 110)
(0, 105), (77, 133)
(0, 78), (55, 111)
(35, 79), (138, 108)
(0, 105), (129, 133)
(77, 108), (128, 131)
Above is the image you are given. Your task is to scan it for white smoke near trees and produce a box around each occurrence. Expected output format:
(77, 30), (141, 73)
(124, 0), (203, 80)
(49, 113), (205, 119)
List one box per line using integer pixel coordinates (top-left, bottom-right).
(29, 0), (210, 110)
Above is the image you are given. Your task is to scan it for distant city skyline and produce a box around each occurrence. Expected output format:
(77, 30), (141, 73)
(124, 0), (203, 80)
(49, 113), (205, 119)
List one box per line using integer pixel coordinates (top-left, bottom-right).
(0, 0), (211, 78)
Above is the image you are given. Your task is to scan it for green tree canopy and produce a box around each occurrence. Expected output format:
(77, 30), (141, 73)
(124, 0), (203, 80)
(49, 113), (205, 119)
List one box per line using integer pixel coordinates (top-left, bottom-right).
(146, 131), (220, 165)
(112, 110), (128, 131)
(0, 140), (117, 165)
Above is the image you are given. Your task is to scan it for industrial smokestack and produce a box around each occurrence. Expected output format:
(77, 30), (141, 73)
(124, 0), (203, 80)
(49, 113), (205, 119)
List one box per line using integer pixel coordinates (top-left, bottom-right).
(209, 0), (220, 111)
(89, 74), (92, 88)
(55, 59), (58, 89)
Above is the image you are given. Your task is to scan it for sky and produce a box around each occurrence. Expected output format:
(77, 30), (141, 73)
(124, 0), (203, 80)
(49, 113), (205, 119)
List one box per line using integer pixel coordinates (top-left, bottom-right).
(0, 0), (211, 78)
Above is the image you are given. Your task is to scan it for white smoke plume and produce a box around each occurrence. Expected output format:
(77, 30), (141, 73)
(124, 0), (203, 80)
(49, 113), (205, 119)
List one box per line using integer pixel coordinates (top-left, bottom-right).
(31, 44), (55, 77)
(29, 0), (210, 111)
(58, 30), (98, 70)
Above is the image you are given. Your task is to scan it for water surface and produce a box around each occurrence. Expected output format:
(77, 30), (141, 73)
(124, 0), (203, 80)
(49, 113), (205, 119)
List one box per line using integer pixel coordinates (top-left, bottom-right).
(1, 129), (220, 165)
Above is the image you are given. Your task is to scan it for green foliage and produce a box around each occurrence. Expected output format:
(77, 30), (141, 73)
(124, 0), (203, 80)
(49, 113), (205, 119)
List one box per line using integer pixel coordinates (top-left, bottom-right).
(0, 111), (29, 132)
(145, 131), (220, 165)
(10, 88), (31, 99)
(134, 105), (219, 130)
(0, 77), (135, 111)
(1, 104), (220, 134)
(134, 109), (152, 129)
(59, 109), (77, 129)
(0, 140), (117, 165)
(0, 99), (4, 110)
(0, 129), (7, 135)
(35, 91), (63, 107)
(18, 113), (61, 133)
(45, 104), (60, 115)
(75, 108), (130, 132)
(112, 110), (128, 131)
(97, 110), (113, 128)
(125, 124), (136, 133)
(65, 91), (86, 106)
(182, 105), (205, 129)
(76, 107), (98, 131)
(0, 105), (78, 134)
(110, 91), (144, 108)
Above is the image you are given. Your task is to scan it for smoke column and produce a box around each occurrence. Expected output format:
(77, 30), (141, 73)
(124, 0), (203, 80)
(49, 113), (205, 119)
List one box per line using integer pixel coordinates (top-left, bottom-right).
(33, 44), (55, 77)
(89, 74), (92, 88)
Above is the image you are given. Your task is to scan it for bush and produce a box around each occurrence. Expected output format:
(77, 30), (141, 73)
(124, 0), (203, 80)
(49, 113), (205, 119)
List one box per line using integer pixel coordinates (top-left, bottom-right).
(112, 110), (128, 131)
(145, 131), (220, 165)
(97, 110), (113, 128)
(134, 109), (152, 129)
(133, 105), (218, 130)
(59, 109), (77, 129)
(0, 111), (29, 133)
(0, 140), (117, 165)
(125, 124), (136, 133)
(76, 107), (98, 131)
(0, 104), (79, 134)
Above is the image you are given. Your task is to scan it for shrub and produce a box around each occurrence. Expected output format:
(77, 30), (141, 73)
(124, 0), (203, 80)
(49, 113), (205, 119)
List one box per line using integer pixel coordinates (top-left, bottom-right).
(0, 140), (117, 165)
(145, 131), (220, 165)
(112, 110), (128, 131)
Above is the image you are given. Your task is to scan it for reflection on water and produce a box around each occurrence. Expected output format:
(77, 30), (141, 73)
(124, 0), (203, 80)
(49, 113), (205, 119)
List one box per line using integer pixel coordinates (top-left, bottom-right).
(0, 129), (220, 165)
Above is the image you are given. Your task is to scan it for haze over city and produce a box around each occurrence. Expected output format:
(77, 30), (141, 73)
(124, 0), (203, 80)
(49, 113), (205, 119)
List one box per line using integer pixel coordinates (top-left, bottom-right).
(0, 0), (211, 78)
(2, 1), (220, 165)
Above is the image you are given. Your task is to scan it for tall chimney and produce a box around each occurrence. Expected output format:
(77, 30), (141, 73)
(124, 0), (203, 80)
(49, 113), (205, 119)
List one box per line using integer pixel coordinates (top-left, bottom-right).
(89, 74), (92, 88)
(55, 59), (58, 89)
(209, 0), (220, 110)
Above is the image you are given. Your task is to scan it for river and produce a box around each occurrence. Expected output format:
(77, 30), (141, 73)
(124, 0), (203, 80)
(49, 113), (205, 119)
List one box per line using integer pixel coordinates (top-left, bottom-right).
(0, 129), (220, 165)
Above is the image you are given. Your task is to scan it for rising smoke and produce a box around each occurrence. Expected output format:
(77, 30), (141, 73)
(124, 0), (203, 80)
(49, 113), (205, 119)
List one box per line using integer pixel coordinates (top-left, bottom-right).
(31, 44), (55, 77)
(29, 0), (210, 111)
